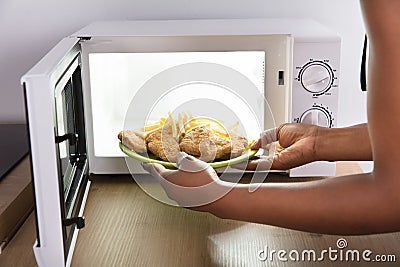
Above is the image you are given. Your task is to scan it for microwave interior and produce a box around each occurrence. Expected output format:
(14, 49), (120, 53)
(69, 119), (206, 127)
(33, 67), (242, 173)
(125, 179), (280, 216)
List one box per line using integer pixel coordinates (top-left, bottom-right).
(80, 35), (290, 174)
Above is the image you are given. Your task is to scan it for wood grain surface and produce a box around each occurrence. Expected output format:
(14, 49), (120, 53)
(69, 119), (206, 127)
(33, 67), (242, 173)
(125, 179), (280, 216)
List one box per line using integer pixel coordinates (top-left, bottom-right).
(0, 156), (33, 253)
(1, 162), (399, 267)
(71, 162), (400, 267)
(0, 213), (37, 266)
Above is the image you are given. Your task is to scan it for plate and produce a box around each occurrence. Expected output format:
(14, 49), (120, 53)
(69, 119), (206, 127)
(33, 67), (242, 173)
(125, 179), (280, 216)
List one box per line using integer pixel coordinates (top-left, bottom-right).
(119, 142), (258, 169)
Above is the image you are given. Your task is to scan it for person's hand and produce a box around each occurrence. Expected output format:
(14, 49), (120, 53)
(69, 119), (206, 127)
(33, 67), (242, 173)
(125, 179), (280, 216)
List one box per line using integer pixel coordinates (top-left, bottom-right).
(142, 152), (230, 211)
(245, 123), (321, 170)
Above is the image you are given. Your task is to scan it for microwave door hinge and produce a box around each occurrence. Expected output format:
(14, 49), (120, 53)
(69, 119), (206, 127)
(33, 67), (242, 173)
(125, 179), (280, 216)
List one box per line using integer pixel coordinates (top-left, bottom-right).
(78, 36), (92, 42)
(55, 133), (78, 145)
(63, 216), (85, 229)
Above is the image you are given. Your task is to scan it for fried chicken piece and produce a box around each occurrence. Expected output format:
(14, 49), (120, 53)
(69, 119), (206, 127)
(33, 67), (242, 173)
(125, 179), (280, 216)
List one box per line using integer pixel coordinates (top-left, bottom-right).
(118, 130), (147, 153)
(221, 135), (248, 159)
(179, 125), (248, 162)
(145, 127), (180, 162)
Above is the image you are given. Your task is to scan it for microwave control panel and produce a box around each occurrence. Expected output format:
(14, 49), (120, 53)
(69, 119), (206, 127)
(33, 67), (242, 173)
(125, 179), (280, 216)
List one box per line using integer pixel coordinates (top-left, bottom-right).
(291, 41), (340, 129)
(289, 40), (340, 176)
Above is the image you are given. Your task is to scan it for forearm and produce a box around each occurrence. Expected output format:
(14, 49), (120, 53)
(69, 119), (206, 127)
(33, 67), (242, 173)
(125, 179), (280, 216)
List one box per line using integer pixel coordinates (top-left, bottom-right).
(361, 0), (400, 175)
(206, 0), (400, 235)
(316, 123), (372, 161)
(211, 172), (400, 235)
(211, 0), (400, 235)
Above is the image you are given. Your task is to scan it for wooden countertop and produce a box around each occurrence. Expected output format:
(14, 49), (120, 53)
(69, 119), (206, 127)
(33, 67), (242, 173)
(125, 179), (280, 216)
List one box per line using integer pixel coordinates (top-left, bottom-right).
(0, 157), (33, 253)
(1, 162), (400, 267)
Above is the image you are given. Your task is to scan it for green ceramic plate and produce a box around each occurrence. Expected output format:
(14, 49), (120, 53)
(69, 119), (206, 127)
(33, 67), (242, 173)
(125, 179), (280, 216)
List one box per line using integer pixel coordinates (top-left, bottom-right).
(119, 142), (258, 169)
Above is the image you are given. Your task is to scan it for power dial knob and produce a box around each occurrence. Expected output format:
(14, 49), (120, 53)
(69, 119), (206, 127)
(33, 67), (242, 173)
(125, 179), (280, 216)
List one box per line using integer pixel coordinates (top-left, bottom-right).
(300, 106), (332, 128)
(300, 62), (334, 94)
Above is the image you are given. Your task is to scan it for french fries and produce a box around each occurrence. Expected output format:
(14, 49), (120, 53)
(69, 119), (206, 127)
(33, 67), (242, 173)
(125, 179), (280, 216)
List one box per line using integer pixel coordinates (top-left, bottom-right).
(138, 112), (239, 141)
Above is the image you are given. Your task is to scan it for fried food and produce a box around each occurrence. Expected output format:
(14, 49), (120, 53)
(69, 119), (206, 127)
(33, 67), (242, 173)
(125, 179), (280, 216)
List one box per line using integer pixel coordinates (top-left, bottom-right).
(118, 130), (147, 153)
(227, 135), (248, 159)
(179, 124), (248, 162)
(119, 113), (249, 163)
(179, 124), (220, 162)
(145, 127), (180, 162)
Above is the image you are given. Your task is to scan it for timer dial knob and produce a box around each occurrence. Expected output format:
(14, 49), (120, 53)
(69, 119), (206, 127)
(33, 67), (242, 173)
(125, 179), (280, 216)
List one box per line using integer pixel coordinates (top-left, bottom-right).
(300, 62), (333, 94)
(300, 108), (332, 128)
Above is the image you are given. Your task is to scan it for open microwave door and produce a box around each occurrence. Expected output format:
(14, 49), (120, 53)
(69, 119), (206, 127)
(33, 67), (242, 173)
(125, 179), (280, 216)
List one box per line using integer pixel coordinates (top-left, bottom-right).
(22, 37), (90, 267)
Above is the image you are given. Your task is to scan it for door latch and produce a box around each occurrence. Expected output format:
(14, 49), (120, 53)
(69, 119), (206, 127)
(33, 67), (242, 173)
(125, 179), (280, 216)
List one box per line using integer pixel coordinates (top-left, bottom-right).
(63, 216), (85, 229)
(55, 133), (78, 145)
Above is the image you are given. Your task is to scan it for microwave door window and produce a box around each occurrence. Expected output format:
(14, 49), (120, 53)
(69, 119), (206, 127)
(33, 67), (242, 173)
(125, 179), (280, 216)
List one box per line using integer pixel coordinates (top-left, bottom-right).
(54, 65), (89, 258)
(55, 80), (75, 198)
(22, 37), (90, 265)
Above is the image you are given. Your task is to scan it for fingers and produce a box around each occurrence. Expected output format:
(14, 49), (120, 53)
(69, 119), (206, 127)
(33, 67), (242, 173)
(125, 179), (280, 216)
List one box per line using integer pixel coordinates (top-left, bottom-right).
(142, 162), (174, 179)
(261, 128), (278, 145)
(232, 156), (274, 171)
(176, 152), (210, 173)
(250, 138), (262, 150)
(252, 128), (278, 149)
(245, 156), (274, 171)
(233, 154), (296, 171)
(142, 152), (212, 180)
(270, 147), (309, 170)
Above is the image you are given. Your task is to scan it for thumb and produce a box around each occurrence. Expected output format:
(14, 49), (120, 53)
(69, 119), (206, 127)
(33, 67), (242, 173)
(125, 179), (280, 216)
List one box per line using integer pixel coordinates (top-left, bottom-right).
(252, 128), (278, 149)
(142, 162), (174, 179)
(176, 152), (210, 173)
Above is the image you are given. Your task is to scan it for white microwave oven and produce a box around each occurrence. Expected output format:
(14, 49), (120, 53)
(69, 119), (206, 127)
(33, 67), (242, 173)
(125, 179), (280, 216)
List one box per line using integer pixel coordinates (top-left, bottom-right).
(22, 19), (340, 266)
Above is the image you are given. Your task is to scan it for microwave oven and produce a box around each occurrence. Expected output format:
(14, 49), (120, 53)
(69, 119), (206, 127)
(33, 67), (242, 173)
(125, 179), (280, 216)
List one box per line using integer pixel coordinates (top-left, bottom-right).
(22, 19), (340, 266)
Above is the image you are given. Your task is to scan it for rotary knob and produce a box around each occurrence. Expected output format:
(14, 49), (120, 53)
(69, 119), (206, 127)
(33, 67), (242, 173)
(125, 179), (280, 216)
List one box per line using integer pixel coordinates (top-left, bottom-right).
(300, 107), (332, 128)
(300, 62), (333, 94)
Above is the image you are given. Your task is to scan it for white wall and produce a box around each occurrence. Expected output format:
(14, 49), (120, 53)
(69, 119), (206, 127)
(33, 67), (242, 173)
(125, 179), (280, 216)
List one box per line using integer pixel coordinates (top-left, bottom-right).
(0, 0), (366, 126)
